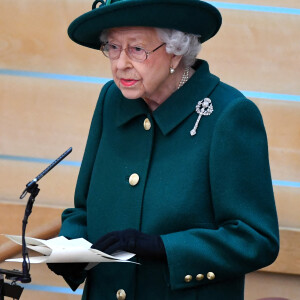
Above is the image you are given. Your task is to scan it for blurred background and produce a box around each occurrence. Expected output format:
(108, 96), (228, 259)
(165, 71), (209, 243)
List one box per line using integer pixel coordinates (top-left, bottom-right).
(0, 0), (299, 299)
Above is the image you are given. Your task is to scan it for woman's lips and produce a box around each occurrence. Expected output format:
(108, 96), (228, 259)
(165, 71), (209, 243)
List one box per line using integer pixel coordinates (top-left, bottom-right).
(120, 78), (139, 87)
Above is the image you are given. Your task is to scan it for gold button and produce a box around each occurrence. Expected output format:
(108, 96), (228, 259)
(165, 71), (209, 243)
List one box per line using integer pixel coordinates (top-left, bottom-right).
(116, 289), (126, 300)
(207, 272), (215, 280)
(143, 118), (151, 130)
(196, 274), (204, 281)
(129, 173), (139, 186)
(184, 275), (193, 283)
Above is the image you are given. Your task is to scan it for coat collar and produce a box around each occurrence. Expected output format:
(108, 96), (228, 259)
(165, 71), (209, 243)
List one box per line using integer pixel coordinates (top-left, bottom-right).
(116, 60), (220, 135)
(116, 92), (148, 126)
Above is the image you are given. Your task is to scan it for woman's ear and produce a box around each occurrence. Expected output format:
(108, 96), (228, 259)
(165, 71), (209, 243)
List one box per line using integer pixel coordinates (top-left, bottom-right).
(170, 54), (183, 70)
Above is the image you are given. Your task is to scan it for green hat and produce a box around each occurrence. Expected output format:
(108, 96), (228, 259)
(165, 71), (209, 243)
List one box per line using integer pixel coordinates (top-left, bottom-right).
(68, 0), (222, 50)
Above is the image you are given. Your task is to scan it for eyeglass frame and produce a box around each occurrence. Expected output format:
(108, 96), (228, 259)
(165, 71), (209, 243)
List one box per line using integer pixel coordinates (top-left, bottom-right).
(100, 42), (166, 62)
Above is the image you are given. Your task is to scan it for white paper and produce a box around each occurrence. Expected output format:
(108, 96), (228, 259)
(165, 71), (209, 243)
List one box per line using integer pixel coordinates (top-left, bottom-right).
(4, 235), (136, 269)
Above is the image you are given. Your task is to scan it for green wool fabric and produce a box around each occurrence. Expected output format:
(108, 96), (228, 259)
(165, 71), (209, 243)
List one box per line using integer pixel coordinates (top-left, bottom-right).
(59, 60), (279, 299)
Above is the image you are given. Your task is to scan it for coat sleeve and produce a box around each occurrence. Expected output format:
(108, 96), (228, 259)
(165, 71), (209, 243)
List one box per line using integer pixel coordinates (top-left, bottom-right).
(57, 81), (114, 290)
(161, 98), (279, 291)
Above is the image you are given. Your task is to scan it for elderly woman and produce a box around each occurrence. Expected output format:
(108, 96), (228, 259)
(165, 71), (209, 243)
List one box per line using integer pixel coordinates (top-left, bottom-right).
(48, 0), (279, 299)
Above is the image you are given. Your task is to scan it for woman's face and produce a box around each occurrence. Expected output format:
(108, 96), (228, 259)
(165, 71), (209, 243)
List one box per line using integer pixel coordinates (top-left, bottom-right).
(106, 27), (181, 104)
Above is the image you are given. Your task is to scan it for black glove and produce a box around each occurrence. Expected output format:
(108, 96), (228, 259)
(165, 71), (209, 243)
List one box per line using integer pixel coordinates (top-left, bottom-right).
(47, 263), (87, 277)
(91, 229), (167, 261)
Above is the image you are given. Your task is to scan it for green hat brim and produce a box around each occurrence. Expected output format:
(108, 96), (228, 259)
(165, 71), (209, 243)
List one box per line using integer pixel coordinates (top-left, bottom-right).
(68, 0), (222, 50)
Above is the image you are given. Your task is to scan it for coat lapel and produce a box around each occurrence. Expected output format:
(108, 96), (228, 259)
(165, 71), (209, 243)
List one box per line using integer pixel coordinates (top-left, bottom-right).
(152, 60), (220, 135)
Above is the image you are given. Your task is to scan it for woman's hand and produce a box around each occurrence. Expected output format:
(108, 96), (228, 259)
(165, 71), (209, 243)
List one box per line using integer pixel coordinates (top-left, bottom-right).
(47, 263), (87, 277)
(91, 229), (167, 261)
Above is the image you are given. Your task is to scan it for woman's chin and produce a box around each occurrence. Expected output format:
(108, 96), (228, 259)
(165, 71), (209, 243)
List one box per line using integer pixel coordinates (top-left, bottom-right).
(120, 88), (144, 100)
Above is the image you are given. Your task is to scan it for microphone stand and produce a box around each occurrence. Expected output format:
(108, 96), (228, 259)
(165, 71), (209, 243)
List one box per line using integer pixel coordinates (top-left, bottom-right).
(0, 147), (72, 299)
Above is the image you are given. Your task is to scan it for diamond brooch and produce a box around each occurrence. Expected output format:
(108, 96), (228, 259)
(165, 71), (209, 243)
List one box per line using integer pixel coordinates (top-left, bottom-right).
(190, 98), (213, 136)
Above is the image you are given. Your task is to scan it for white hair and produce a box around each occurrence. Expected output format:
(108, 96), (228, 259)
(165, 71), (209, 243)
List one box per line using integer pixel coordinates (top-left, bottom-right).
(100, 30), (108, 43)
(100, 28), (201, 67)
(155, 28), (201, 67)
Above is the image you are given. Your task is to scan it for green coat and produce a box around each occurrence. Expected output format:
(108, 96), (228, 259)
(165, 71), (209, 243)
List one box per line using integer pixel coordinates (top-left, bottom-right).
(59, 60), (279, 300)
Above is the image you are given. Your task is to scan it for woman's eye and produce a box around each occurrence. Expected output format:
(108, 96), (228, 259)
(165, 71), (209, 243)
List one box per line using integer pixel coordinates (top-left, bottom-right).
(109, 44), (120, 51)
(131, 47), (144, 53)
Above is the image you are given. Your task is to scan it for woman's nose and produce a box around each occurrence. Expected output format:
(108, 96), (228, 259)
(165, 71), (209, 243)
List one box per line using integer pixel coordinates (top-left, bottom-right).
(116, 49), (132, 69)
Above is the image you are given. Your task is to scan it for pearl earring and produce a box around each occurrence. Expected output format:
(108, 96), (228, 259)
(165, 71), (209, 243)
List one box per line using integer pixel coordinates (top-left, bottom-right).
(170, 67), (175, 74)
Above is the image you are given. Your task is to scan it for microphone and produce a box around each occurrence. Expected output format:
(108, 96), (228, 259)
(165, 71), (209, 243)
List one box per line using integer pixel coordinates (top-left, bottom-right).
(20, 147), (72, 199)
(18, 147), (73, 284)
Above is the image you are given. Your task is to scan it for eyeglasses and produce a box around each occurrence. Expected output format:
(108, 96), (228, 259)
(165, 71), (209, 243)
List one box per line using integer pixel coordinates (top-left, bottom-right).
(100, 42), (166, 62)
